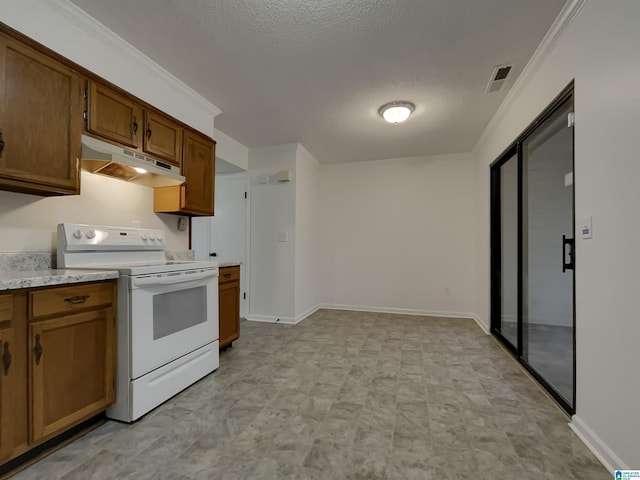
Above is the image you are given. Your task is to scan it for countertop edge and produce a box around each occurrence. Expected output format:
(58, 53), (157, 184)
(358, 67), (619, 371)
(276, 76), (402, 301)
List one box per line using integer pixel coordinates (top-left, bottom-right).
(217, 261), (243, 268)
(0, 270), (120, 291)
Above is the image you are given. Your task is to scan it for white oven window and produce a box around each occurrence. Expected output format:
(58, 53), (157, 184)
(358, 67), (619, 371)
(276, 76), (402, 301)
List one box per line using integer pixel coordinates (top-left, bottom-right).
(153, 286), (207, 340)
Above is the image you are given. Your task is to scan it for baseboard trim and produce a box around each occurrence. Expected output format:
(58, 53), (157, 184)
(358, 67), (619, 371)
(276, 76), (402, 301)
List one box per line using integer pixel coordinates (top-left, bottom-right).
(319, 303), (485, 325)
(295, 304), (321, 323)
(246, 305), (321, 325)
(245, 314), (298, 325)
(471, 314), (490, 335)
(569, 415), (626, 473)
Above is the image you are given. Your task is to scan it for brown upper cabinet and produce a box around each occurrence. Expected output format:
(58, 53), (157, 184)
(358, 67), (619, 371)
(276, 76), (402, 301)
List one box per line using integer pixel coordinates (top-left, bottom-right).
(143, 111), (182, 167)
(85, 82), (182, 168)
(182, 130), (215, 214)
(0, 32), (82, 196)
(0, 24), (215, 207)
(85, 80), (142, 149)
(154, 130), (215, 216)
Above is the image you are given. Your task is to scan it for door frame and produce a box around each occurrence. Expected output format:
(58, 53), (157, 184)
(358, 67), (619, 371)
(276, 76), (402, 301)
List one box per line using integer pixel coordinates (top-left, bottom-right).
(490, 81), (576, 414)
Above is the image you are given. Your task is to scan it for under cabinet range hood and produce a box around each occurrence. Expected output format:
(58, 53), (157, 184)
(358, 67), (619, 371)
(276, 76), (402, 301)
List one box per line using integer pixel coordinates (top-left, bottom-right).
(81, 135), (185, 187)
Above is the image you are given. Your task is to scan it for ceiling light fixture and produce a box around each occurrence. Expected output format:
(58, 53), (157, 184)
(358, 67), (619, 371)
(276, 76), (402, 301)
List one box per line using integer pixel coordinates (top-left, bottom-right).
(378, 101), (415, 125)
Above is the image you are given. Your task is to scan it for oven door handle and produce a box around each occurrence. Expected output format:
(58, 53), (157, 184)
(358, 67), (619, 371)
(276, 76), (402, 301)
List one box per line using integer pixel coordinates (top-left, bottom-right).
(132, 270), (218, 287)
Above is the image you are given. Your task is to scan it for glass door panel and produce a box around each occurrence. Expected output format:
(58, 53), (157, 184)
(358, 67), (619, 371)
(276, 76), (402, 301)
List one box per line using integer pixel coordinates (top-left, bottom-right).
(521, 97), (574, 406)
(498, 154), (518, 349)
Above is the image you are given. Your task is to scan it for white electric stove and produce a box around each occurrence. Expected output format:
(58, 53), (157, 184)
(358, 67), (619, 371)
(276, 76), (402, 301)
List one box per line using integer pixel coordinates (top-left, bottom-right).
(57, 223), (219, 422)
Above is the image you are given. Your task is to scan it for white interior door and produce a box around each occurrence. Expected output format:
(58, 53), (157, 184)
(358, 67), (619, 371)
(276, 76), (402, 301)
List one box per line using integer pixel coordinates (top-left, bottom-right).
(193, 173), (249, 317)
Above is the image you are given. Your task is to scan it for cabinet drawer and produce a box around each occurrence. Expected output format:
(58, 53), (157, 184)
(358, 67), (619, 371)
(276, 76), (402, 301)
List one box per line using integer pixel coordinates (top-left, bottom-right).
(219, 267), (240, 283)
(29, 282), (114, 319)
(0, 295), (12, 322)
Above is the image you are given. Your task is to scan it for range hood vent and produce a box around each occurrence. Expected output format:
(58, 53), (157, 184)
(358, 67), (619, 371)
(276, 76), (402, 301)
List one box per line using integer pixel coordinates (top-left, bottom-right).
(485, 64), (513, 93)
(81, 135), (185, 187)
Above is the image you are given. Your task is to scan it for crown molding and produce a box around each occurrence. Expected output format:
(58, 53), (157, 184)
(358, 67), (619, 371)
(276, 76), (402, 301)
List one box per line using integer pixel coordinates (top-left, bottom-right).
(40, 0), (222, 118)
(473, 0), (586, 154)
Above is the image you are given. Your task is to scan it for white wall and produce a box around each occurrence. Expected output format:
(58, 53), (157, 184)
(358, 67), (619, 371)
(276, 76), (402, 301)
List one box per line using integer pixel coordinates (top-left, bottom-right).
(248, 145), (297, 321)
(0, 0), (219, 136)
(473, 0), (640, 469)
(214, 129), (249, 171)
(319, 154), (475, 316)
(0, 172), (186, 254)
(294, 146), (320, 318)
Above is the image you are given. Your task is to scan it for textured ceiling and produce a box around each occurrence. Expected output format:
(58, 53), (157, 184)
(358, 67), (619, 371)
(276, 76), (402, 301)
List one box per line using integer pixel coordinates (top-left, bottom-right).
(70, 0), (566, 164)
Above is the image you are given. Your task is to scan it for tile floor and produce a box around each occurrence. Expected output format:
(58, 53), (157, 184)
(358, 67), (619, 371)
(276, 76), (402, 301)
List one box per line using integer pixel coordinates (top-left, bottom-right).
(501, 321), (574, 402)
(12, 310), (608, 479)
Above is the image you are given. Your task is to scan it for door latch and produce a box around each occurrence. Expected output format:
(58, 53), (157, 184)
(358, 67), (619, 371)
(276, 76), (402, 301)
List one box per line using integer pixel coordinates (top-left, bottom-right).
(562, 235), (574, 272)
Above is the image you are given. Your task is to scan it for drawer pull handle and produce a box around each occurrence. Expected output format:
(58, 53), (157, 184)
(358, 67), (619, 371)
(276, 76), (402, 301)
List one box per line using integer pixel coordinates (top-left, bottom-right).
(0, 130), (5, 157)
(223, 273), (231, 278)
(64, 295), (90, 305)
(34, 335), (43, 365)
(2, 342), (11, 375)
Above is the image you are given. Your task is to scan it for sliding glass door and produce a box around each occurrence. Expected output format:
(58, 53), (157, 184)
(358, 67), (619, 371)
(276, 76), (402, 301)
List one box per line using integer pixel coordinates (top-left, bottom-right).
(493, 149), (519, 351)
(491, 85), (575, 413)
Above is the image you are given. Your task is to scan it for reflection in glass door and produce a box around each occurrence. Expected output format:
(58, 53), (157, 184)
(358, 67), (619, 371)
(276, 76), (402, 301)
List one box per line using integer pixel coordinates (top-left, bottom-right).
(490, 85), (575, 413)
(522, 97), (574, 406)
(493, 150), (519, 350)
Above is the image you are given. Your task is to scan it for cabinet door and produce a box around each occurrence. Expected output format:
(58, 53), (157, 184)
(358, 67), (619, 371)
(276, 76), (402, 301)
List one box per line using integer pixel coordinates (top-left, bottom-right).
(0, 33), (82, 195)
(30, 309), (115, 443)
(143, 111), (182, 167)
(0, 291), (28, 462)
(183, 129), (215, 215)
(86, 80), (142, 149)
(219, 279), (240, 348)
(0, 327), (15, 461)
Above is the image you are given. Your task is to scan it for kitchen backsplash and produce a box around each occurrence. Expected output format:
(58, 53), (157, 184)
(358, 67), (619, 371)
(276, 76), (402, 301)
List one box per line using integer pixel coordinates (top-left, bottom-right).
(0, 252), (54, 271)
(165, 250), (196, 261)
(0, 251), (195, 271)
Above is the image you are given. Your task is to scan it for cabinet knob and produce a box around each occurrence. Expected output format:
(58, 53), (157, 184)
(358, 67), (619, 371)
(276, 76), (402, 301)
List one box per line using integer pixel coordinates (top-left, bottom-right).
(132, 117), (138, 135)
(146, 127), (152, 139)
(0, 130), (5, 157)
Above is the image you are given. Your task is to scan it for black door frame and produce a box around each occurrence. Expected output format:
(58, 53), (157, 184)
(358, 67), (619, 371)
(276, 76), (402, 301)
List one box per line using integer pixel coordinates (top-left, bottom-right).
(490, 81), (576, 415)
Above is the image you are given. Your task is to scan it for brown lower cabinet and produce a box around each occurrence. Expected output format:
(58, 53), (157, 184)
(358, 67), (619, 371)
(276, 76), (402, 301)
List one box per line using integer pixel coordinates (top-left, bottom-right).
(218, 266), (240, 349)
(0, 280), (116, 466)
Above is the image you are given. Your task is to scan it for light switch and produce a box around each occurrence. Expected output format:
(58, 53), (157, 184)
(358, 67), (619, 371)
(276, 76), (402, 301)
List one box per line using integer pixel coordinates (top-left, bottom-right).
(580, 215), (592, 239)
(278, 231), (289, 242)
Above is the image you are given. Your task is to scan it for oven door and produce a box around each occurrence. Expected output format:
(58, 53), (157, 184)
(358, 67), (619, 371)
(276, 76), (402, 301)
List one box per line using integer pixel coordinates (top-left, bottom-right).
(128, 268), (218, 379)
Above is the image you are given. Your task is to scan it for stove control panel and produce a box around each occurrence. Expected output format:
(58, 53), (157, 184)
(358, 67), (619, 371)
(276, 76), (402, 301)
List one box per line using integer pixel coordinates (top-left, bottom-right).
(58, 223), (165, 251)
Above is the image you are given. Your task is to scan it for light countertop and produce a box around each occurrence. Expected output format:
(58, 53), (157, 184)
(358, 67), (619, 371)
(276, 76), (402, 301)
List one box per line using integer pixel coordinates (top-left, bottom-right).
(0, 269), (119, 291)
(217, 261), (242, 268)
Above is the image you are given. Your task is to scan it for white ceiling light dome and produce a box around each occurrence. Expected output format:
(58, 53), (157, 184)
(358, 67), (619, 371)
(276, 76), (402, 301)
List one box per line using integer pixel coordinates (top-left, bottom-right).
(378, 101), (415, 125)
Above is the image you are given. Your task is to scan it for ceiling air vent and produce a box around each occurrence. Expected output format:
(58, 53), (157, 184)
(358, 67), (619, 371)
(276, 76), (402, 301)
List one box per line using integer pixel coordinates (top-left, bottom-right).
(485, 64), (513, 93)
